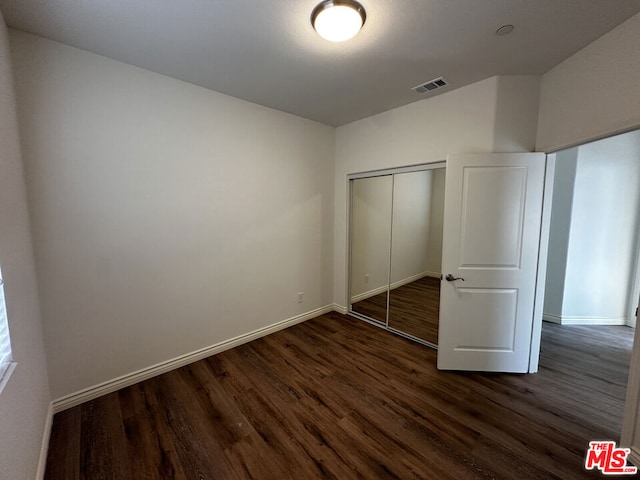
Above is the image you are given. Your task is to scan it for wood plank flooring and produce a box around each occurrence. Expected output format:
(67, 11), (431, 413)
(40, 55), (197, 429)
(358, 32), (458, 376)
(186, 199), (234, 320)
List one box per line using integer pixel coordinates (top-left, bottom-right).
(389, 276), (440, 344)
(351, 289), (388, 323)
(352, 276), (441, 345)
(45, 314), (635, 479)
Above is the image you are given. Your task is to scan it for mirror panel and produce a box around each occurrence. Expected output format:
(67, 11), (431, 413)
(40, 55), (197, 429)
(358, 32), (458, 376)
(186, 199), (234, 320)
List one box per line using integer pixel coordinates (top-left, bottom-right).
(388, 169), (445, 344)
(349, 175), (393, 324)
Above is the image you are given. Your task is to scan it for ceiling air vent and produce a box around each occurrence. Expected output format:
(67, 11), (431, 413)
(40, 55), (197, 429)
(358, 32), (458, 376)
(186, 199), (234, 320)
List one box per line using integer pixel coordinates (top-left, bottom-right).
(411, 76), (448, 94)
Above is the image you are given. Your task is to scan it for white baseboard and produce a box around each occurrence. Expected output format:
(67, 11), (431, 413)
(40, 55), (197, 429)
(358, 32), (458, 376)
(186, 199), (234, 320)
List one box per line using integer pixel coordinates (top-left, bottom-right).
(36, 402), (54, 480)
(332, 303), (348, 314)
(390, 271), (441, 289)
(543, 313), (627, 326)
(350, 284), (388, 303)
(542, 313), (562, 324)
(52, 304), (334, 413)
(350, 271), (440, 304)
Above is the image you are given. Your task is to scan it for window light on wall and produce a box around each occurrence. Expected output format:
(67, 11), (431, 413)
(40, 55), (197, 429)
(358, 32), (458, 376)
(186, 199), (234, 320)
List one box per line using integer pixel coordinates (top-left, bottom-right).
(0, 265), (14, 392)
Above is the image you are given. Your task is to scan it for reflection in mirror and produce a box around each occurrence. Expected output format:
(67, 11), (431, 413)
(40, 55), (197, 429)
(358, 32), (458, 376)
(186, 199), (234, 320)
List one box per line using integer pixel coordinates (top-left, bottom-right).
(349, 175), (393, 324)
(388, 169), (445, 344)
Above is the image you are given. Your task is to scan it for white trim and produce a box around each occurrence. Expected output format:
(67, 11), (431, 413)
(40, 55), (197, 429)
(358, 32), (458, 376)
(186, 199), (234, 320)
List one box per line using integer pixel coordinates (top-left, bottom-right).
(0, 361), (16, 396)
(627, 229), (640, 328)
(542, 313), (562, 324)
(390, 271), (440, 289)
(350, 284), (388, 304)
(530, 154), (554, 373)
(350, 271), (440, 304)
(543, 313), (628, 325)
(348, 161), (446, 180)
(423, 271), (442, 279)
(622, 289), (640, 451)
(559, 316), (627, 326)
(345, 176), (353, 325)
(386, 174), (395, 325)
(52, 304), (334, 413)
(332, 303), (348, 315)
(36, 403), (54, 480)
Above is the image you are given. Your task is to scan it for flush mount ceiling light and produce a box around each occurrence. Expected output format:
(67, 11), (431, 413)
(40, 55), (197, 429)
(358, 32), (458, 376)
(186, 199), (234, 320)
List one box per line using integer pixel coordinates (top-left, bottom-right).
(311, 0), (366, 42)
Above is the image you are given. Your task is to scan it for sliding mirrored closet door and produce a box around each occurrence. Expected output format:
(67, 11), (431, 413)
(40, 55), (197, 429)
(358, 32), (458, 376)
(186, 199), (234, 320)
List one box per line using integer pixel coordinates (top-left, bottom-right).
(388, 169), (445, 345)
(349, 175), (393, 324)
(348, 165), (445, 347)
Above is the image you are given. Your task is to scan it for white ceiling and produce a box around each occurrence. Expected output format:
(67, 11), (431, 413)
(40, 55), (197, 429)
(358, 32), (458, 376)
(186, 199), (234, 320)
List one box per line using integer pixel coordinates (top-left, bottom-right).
(1, 0), (640, 126)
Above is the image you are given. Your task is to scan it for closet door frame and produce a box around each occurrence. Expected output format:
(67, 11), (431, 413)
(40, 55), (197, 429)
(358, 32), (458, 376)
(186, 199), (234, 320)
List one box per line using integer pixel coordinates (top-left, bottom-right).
(347, 161), (445, 345)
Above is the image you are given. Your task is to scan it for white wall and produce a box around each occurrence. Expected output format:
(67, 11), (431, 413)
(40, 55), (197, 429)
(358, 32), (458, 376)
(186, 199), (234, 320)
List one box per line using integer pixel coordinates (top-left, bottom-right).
(425, 168), (445, 274)
(536, 12), (640, 152)
(9, 31), (335, 401)
(390, 169), (444, 283)
(334, 75), (541, 309)
(390, 171), (433, 284)
(564, 132), (640, 322)
(0, 13), (51, 480)
(493, 76), (541, 153)
(350, 169), (445, 301)
(544, 131), (640, 325)
(350, 176), (392, 298)
(543, 148), (578, 319)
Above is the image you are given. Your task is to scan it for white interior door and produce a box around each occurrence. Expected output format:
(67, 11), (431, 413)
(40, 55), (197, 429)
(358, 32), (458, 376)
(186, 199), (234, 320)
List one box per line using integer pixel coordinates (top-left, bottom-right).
(437, 153), (546, 372)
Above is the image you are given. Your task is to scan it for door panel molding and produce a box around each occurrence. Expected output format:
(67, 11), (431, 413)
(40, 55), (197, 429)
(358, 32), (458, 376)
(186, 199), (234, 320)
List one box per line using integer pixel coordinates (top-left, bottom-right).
(438, 152), (546, 373)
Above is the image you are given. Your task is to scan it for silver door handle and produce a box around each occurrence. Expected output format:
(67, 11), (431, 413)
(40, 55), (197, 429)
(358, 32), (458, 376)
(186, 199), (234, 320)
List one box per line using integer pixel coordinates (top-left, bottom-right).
(445, 274), (464, 282)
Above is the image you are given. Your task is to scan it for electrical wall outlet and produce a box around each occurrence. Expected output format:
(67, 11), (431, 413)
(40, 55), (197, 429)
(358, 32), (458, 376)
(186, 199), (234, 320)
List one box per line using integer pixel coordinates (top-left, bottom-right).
(297, 292), (304, 303)
(365, 274), (369, 284)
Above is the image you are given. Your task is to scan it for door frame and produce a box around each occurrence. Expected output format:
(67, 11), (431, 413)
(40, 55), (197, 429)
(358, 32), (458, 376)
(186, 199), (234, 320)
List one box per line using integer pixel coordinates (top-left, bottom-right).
(534, 132), (640, 455)
(622, 302), (640, 460)
(531, 142), (640, 370)
(528, 153), (556, 372)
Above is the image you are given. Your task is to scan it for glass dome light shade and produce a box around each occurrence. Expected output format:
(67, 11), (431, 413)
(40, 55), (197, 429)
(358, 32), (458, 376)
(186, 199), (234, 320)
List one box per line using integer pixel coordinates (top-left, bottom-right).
(312, 1), (366, 42)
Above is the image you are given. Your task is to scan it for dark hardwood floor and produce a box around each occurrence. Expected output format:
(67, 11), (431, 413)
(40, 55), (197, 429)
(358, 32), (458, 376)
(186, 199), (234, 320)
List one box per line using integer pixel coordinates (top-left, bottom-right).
(351, 288), (388, 324)
(45, 314), (636, 480)
(389, 276), (440, 344)
(352, 276), (441, 345)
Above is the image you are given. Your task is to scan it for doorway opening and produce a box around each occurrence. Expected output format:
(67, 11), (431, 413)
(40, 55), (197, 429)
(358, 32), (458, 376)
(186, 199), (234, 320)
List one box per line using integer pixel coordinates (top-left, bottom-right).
(541, 128), (640, 439)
